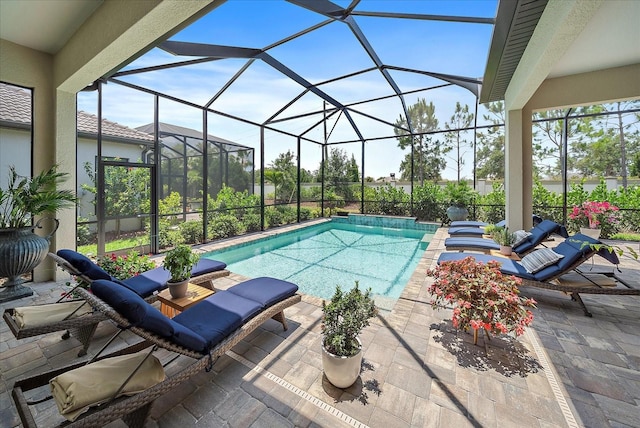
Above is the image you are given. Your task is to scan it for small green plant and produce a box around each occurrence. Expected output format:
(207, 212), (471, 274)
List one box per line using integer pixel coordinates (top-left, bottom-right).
(163, 244), (200, 282)
(491, 226), (516, 246)
(322, 282), (377, 357)
(484, 224), (499, 236)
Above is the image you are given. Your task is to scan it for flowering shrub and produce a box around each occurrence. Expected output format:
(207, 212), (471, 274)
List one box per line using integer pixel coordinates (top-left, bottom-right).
(426, 256), (536, 344)
(97, 250), (156, 280)
(568, 201), (621, 238)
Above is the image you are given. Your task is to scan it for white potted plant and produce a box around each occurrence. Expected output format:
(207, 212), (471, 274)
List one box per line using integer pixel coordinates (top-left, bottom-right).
(491, 226), (516, 256)
(321, 282), (377, 388)
(162, 244), (200, 298)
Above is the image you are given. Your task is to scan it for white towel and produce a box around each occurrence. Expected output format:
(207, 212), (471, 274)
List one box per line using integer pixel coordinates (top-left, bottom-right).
(13, 301), (93, 328)
(50, 349), (165, 421)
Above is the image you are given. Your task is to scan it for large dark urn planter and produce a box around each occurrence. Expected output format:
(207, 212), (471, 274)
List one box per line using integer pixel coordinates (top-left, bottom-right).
(446, 206), (469, 222)
(0, 218), (59, 302)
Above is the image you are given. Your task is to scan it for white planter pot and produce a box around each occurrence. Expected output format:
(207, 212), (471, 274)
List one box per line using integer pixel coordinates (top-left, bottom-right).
(321, 338), (362, 388)
(580, 227), (601, 239)
(499, 245), (513, 256)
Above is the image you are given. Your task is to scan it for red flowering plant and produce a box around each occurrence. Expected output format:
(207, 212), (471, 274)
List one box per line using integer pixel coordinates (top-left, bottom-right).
(62, 250), (156, 299)
(568, 201), (621, 238)
(97, 250), (156, 280)
(426, 256), (536, 345)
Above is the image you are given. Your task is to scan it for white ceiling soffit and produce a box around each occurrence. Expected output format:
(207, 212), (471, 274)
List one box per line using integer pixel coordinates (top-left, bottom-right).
(0, 0), (103, 54)
(548, 0), (640, 78)
(480, 0), (640, 104)
(480, 0), (548, 104)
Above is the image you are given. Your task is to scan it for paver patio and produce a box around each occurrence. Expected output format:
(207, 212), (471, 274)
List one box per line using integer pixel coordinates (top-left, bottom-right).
(1, 225), (638, 427)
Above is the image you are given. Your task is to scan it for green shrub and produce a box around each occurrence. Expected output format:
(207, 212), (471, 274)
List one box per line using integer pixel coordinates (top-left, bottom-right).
(361, 186), (378, 214)
(179, 220), (203, 244)
(477, 183), (505, 224)
(278, 205), (297, 224)
(375, 184), (409, 216)
(532, 180), (563, 223)
(264, 207), (283, 227)
(208, 214), (244, 239)
(413, 182), (446, 221)
(242, 212), (262, 232)
(76, 217), (94, 246)
(299, 207), (313, 220)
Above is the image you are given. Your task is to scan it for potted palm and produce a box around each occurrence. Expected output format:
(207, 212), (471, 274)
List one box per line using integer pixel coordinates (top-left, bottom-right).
(491, 226), (516, 256)
(0, 165), (77, 301)
(321, 282), (377, 388)
(162, 244), (200, 298)
(444, 182), (475, 222)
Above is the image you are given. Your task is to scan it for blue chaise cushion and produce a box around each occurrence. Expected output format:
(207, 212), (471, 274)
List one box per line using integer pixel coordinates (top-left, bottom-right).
(57, 249), (112, 281)
(192, 258), (227, 276)
(91, 279), (174, 337)
(173, 292), (260, 350)
(227, 277), (299, 307)
(119, 268), (170, 298)
(118, 258), (227, 298)
(531, 241), (583, 281)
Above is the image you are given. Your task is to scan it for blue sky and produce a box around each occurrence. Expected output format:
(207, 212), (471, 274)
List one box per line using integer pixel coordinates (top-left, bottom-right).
(78, 0), (498, 180)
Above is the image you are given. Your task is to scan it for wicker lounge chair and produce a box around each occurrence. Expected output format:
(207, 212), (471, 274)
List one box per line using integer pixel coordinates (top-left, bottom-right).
(448, 220), (506, 237)
(438, 234), (639, 316)
(3, 250), (229, 356)
(449, 215), (542, 234)
(444, 219), (568, 255)
(11, 276), (301, 428)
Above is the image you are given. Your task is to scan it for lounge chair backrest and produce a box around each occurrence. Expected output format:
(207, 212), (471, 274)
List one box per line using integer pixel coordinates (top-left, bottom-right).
(513, 220), (565, 253)
(564, 233), (620, 265)
(91, 277), (299, 354)
(57, 249), (113, 281)
(91, 279), (208, 352)
(531, 240), (590, 281)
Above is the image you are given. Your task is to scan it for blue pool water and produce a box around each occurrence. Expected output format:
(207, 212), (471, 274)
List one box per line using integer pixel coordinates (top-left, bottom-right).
(203, 221), (432, 301)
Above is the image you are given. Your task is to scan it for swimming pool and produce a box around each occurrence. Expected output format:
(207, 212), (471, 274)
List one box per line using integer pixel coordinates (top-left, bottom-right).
(203, 220), (433, 303)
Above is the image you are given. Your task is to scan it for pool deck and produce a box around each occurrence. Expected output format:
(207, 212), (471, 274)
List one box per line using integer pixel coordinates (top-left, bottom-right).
(1, 222), (639, 427)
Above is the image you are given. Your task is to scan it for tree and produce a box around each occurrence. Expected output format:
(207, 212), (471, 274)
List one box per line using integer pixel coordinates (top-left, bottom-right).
(394, 98), (448, 184)
(476, 101), (505, 179)
(263, 169), (285, 202)
(82, 160), (150, 237)
(322, 147), (355, 201)
(631, 152), (640, 178)
(569, 103), (640, 180)
(532, 106), (601, 178)
(270, 150), (297, 202)
(347, 154), (360, 183)
(444, 102), (475, 182)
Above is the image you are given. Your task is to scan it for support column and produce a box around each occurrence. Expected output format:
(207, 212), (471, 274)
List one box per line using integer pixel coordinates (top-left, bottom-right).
(505, 109), (524, 231)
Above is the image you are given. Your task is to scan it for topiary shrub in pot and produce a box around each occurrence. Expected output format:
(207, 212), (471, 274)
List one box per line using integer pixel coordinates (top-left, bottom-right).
(162, 244), (200, 298)
(321, 282), (377, 388)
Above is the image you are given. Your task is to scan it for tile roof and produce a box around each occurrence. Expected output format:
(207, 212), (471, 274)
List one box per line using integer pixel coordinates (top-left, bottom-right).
(0, 83), (153, 142)
(0, 83), (31, 125)
(76, 111), (154, 142)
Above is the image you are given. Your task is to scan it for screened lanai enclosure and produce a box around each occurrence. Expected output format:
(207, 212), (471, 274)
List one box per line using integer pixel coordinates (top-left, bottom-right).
(72, 0), (640, 255)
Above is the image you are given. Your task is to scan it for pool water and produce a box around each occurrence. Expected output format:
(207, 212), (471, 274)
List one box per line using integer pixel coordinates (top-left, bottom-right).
(203, 222), (431, 302)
